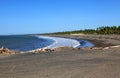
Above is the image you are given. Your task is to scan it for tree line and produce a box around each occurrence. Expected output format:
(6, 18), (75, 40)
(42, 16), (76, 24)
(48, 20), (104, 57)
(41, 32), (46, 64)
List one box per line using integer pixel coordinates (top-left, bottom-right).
(44, 26), (120, 35)
(96, 26), (120, 34)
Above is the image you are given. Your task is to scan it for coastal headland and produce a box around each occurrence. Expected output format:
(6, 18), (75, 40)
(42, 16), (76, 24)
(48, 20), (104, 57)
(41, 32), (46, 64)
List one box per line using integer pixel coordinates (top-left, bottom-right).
(0, 34), (120, 78)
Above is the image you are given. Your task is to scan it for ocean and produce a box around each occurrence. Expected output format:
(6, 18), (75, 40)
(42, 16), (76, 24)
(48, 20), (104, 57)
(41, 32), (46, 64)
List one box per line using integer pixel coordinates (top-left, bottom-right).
(0, 35), (54, 51)
(0, 35), (94, 52)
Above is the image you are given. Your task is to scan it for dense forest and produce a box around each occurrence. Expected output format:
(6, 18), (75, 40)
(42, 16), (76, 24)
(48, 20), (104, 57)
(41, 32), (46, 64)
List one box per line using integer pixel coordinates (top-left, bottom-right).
(44, 26), (120, 35)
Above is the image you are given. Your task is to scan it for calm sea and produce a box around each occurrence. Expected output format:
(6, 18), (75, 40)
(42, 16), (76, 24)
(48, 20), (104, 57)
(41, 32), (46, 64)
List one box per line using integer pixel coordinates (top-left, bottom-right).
(0, 35), (54, 51)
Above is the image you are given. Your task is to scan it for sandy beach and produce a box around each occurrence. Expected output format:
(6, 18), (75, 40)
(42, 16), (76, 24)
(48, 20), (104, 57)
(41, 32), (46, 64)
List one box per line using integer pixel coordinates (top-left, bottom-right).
(0, 35), (120, 78)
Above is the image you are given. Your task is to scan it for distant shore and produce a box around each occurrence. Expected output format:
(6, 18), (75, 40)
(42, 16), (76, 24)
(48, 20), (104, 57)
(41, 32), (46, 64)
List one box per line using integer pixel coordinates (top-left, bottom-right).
(0, 34), (120, 78)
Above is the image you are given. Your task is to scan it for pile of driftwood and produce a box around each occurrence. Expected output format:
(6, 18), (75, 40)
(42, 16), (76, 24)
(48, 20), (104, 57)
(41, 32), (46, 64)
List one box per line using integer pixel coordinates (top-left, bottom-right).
(0, 47), (16, 55)
(34, 48), (54, 53)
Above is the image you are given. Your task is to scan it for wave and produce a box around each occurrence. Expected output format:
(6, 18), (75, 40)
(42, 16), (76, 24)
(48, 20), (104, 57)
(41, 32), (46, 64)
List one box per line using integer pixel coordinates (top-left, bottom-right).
(0, 35), (94, 52)
(29, 36), (81, 52)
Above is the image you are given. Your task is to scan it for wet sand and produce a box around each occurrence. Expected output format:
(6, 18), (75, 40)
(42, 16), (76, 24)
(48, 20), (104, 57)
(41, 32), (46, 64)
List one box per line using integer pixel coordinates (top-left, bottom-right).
(0, 35), (120, 78)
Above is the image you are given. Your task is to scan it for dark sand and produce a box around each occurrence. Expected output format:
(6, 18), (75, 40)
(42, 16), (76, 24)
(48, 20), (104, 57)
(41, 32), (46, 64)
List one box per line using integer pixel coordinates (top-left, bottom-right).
(0, 35), (120, 78)
(50, 34), (120, 47)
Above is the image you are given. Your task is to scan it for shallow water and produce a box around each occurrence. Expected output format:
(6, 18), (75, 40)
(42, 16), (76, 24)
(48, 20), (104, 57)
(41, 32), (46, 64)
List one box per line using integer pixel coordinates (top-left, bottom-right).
(76, 40), (94, 48)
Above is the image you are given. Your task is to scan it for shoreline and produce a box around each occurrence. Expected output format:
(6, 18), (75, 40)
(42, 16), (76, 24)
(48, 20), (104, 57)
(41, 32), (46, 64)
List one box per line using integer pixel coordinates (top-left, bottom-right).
(29, 36), (81, 52)
(1, 34), (120, 54)
(0, 34), (120, 78)
(48, 34), (120, 48)
(39, 36), (81, 49)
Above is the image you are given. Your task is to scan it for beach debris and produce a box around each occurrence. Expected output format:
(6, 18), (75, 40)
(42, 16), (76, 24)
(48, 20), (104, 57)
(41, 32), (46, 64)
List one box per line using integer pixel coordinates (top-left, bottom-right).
(0, 47), (16, 55)
(102, 45), (120, 50)
(34, 48), (54, 53)
(34, 46), (79, 53)
(44, 48), (54, 52)
(110, 45), (120, 48)
(103, 47), (110, 50)
(78, 47), (104, 50)
(90, 45), (120, 50)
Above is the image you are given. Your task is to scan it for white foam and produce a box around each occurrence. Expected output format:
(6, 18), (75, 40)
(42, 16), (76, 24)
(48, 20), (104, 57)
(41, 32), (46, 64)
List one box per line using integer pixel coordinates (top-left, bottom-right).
(37, 36), (80, 49)
(28, 36), (80, 52)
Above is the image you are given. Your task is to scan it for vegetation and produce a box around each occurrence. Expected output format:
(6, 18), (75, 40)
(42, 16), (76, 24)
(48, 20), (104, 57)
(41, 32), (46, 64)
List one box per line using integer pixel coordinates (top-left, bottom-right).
(43, 26), (120, 35)
(96, 26), (120, 34)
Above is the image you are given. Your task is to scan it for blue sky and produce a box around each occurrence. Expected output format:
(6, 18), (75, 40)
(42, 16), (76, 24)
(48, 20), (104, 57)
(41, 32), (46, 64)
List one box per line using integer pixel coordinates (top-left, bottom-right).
(0, 0), (120, 35)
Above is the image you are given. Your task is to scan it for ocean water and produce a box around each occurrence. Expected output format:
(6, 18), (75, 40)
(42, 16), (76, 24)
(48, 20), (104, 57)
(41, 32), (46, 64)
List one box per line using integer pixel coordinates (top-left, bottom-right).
(0, 35), (94, 52)
(0, 35), (54, 51)
(76, 40), (94, 48)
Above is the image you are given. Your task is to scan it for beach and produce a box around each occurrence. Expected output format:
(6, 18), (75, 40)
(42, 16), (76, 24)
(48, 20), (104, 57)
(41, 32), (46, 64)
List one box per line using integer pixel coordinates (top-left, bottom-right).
(0, 34), (120, 78)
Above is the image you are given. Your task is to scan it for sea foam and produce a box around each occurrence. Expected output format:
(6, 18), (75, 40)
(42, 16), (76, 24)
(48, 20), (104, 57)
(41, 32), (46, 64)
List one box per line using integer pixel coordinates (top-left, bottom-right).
(37, 36), (80, 49)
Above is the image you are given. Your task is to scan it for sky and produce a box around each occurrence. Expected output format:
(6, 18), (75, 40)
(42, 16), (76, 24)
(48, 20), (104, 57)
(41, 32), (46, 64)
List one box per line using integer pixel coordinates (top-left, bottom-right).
(0, 0), (120, 35)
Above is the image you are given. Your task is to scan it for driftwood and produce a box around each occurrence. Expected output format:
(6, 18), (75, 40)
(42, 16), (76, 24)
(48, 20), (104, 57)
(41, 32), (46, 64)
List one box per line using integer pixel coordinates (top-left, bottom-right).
(34, 48), (54, 53)
(0, 47), (16, 55)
